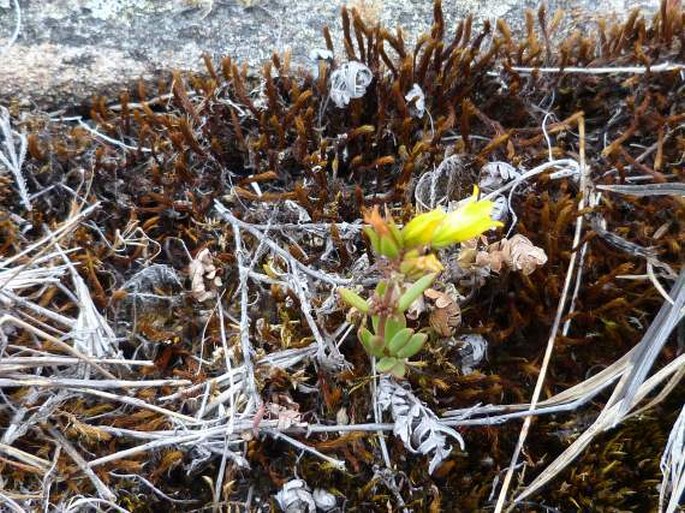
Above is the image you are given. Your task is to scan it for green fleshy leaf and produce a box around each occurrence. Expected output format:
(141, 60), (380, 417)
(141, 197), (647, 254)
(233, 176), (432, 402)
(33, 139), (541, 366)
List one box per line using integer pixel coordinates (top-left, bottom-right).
(389, 359), (407, 378)
(371, 314), (380, 333)
(363, 226), (381, 254)
(359, 328), (385, 357)
(388, 222), (403, 249)
(395, 332), (428, 358)
(359, 327), (373, 346)
(379, 235), (400, 259)
(397, 273), (437, 313)
(386, 327), (414, 356)
(376, 356), (397, 373)
(383, 315), (406, 343)
(339, 288), (369, 314)
(375, 281), (387, 297)
(369, 336), (386, 357)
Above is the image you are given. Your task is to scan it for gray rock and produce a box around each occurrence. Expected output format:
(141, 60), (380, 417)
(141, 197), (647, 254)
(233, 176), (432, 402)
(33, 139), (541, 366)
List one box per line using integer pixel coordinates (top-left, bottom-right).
(0, 0), (658, 110)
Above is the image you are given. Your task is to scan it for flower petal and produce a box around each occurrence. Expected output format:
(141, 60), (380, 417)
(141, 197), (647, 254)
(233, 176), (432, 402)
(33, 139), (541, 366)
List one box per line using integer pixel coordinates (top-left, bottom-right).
(401, 209), (447, 248)
(431, 199), (503, 248)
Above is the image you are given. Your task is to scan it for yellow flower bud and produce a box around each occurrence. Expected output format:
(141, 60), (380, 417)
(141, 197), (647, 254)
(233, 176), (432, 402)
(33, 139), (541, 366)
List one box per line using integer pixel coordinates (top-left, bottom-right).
(400, 209), (447, 248)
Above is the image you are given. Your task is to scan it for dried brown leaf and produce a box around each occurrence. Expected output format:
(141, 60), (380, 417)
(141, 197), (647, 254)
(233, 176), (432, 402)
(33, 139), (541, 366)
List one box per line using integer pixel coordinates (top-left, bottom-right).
(424, 288), (462, 337)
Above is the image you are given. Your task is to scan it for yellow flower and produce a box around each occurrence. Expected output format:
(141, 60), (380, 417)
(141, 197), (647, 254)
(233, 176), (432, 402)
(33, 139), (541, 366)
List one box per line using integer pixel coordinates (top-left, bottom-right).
(430, 188), (503, 248)
(401, 187), (502, 250)
(401, 209), (447, 248)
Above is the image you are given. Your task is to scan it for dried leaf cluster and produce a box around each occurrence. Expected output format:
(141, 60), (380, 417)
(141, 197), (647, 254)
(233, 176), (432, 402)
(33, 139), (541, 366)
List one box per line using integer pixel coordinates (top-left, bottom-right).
(483, 234), (549, 276)
(188, 248), (222, 302)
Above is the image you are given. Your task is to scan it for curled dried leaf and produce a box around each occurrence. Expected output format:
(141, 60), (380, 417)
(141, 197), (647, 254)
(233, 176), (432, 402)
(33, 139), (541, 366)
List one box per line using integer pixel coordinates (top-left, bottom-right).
(188, 248), (222, 302)
(330, 61), (373, 108)
(378, 377), (465, 474)
(275, 479), (317, 513)
(424, 288), (462, 337)
(478, 248), (505, 273)
(266, 402), (302, 430)
(507, 234), (548, 275)
(488, 234), (548, 276)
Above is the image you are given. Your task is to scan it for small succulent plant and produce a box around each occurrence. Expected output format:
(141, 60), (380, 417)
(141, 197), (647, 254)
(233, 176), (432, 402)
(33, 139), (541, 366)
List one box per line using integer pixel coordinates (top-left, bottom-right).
(339, 187), (502, 377)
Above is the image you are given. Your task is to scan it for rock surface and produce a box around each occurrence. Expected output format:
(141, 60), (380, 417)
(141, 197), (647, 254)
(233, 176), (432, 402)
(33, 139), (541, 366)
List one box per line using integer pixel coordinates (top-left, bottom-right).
(0, 0), (658, 110)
